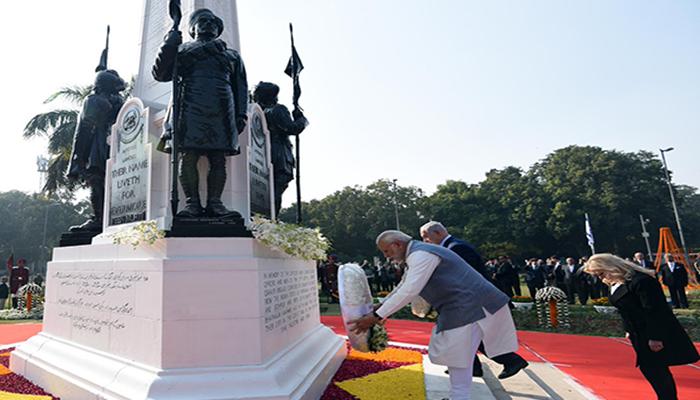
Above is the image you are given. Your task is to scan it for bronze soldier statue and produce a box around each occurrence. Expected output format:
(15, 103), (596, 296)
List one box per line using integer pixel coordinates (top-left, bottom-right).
(253, 82), (307, 214)
(66, 69), (126, 232)
(153, 9), (248, 218)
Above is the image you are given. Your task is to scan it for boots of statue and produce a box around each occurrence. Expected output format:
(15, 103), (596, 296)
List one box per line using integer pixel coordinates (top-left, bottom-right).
(69, 176), (105, 232)
(176, 152), (204, 218)
(205, 153), (238, 218)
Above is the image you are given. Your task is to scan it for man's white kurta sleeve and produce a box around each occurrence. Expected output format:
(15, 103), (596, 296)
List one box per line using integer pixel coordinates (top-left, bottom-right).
(376, 250), (440, 318)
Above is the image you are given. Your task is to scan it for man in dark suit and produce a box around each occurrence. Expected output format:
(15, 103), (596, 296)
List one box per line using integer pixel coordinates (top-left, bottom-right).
(563, 257), (580, 305)
(660, 254), (689, 309)
(524, 259), (545, 298)
(494, 256), (518, 297)
(420, 221), (528, 379)
(633, 252), (654, 270)
(0, 276), (9, 308)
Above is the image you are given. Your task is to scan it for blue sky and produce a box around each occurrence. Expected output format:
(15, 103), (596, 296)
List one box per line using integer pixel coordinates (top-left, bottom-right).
(1, 0), (697, 206)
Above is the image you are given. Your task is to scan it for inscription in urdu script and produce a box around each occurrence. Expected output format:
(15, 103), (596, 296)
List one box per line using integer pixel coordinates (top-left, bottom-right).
(53, 271), (149, 334)
(262, 269), (317, 333)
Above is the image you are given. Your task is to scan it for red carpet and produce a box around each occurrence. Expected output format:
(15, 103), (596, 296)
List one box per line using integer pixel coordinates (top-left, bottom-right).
(0, 324), (42, 345)
(3, 319), (699, 400)
(322, 315), (700, 400)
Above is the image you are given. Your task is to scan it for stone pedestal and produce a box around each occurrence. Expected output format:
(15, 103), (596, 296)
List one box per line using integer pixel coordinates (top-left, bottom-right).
(11, 238), (345, 399)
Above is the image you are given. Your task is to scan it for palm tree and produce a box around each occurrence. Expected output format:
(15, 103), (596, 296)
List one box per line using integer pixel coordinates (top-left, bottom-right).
(23, 78), (133, 196)
(23, 85), (92, 196)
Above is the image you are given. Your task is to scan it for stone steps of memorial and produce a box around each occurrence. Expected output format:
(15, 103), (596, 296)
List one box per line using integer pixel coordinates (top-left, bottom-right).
(423, 353), (599, 400)
(481, 356), (597, 400)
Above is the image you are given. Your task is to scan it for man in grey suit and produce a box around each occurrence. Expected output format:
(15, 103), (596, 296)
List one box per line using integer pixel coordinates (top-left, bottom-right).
(351, 230), (522, 400)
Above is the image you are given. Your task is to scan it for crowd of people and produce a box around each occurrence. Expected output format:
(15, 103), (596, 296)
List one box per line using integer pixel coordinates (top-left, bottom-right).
(322, 249), (699, 311)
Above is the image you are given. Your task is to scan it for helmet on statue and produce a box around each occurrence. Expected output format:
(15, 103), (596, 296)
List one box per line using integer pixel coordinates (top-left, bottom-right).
(189, 8), (224, 39)
(253, 82), (280, 107)
(94, 69), (126, 94)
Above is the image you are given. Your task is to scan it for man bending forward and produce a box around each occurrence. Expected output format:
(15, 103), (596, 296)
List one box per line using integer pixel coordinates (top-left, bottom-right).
(351, 230), (520, 400)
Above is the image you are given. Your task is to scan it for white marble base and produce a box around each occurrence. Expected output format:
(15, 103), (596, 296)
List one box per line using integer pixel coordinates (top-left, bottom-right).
(11, 238), (346, 399)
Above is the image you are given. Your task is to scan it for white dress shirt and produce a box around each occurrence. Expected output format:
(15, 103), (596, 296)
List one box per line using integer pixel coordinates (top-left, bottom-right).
(376, 242), (440, 319)
(439, 235), (452, 247)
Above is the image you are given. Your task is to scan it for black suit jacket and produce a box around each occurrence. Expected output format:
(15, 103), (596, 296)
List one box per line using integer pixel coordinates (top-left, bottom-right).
(524, 265), (545, 286)
(610, 272), (699, 366)
(660, 263), (688, 288)
(443, 236), (491, 282)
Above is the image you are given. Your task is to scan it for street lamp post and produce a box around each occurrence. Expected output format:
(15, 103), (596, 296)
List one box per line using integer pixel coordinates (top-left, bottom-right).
(639, 214), (653, 262)
(391, 179), (400, 230)
(659, 147), (690, 264)
(42, 202), (61, 275)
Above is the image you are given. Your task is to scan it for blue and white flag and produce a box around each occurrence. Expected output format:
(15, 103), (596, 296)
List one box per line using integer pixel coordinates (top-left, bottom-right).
(585, 213), (596, 254)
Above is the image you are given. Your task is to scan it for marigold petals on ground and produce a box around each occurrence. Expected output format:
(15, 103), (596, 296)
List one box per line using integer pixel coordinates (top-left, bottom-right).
(347, 347), (423, 364)
(336, 363), (426, 400)
(331, 358), (408, 382)
(0, 391), (53, 400)
(0, 366), (11, 376)
(319, 384), (357, 400)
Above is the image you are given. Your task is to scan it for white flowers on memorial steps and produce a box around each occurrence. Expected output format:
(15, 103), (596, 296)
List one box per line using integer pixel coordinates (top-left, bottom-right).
(338, 263), (388, 352)
(111, 220), (165, 248)
(250, 216), (330, 260)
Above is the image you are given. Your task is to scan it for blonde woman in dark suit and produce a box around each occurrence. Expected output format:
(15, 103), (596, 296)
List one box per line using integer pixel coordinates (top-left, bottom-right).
(584, 254), (699, 400)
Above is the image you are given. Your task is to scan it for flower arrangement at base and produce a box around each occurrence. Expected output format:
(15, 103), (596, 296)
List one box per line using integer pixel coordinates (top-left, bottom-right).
(16, 283), (44, 311)
(0, 308), (43, 320)
(591, 297), (617, 314)
(250, 216), (330, 260)
(535, 286), (570, 329)
(511, 296), (534, 303)
(591, 297), (611, 306)
(338, 263), (389, 352)
(111, 220), (165, 249)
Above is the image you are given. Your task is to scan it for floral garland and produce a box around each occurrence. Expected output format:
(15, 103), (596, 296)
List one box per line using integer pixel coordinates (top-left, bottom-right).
(368, 324), (389, 352)
(111, 220), (165, 249)
(591, 297), (611, 306)
(250, 216), (330, 260)
(0, 308), (43, 320)
(535, 286), (570, 329)
(16, 283), (44, 311)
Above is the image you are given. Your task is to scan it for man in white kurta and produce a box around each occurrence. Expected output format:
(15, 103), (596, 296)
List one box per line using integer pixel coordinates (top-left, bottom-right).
(351, 230), (519, 400)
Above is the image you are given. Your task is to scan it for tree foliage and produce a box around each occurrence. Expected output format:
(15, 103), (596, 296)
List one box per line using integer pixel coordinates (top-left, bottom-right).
(0, 191), (88, 274)
(281, 146), (699, 262)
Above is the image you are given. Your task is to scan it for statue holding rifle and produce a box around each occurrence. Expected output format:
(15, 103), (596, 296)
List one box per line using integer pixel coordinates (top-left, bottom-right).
(66, 26), (126, 233)
(153, 7), (248, 218)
